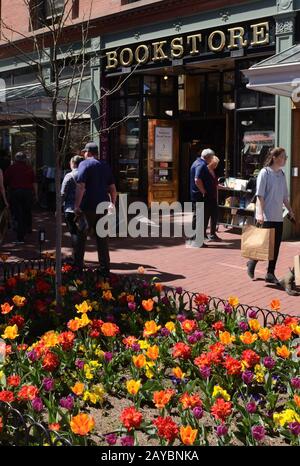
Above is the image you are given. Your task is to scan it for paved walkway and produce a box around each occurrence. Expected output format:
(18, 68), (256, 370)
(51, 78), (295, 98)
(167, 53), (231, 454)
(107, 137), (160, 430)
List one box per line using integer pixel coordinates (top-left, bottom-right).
(1, 209), (300, 315)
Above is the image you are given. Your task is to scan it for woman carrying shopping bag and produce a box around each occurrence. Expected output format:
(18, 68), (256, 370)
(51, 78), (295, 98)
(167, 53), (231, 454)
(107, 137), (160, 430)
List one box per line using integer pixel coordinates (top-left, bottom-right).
(247, 147), (295, 285)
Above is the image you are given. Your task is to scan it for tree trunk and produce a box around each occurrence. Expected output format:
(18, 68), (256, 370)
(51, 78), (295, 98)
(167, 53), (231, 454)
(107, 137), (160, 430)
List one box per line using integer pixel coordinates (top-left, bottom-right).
(52, 108), (62, 307)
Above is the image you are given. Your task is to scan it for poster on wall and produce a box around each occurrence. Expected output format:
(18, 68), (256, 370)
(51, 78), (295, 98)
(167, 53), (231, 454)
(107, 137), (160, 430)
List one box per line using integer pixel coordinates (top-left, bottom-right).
(154, 126), (173, 161)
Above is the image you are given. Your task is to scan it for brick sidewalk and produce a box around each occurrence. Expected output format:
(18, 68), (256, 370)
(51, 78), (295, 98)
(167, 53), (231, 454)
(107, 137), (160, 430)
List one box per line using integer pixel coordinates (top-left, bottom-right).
(1, 209), (300, 315)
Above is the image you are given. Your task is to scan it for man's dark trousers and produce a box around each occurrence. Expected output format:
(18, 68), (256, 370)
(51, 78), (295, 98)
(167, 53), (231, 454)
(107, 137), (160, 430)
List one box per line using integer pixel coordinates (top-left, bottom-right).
(10, 188), (33, 241)
(76, 211), (110, 274)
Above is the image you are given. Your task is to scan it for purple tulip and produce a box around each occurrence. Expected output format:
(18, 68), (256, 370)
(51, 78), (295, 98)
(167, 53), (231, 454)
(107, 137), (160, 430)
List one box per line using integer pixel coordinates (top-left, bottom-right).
(224, 304), (233, 315)
(120, 436), (134, 446)
(291, 377), (300, 389)
(263, 356), (276, 370)
(289, 422), (300, 436)
(27, 350), (38, 362)
(42, 377), (55, 392)
(106, 314), (115, 322)
(32, 397), (44, 412)
(161, 296), (170, 306)
(252, 425), (265, 442)
(188, 335), (198, 344)
(216, 425), (228, 437)
(75, 359), (85, 370)
(197, 304), (207, 313)
(242, 370), (254, 385)
(246, 401), (257, 413)
(131, 343), (141, 352)
(128, 302), (136, 312)
(104, 352), (113, 362)
(194, 330), (204, 341)
(160, 327), (170, 337)
(239, 321), (249, 332)
(199, 366), (211, 379)
(105, 433), (118, 445)
(59, 395), (74, 410)
(177, 314), (186, 323)
(248, 309), (257, 319)
(192, 406), (204, 419)
(176, 287), (183, 295)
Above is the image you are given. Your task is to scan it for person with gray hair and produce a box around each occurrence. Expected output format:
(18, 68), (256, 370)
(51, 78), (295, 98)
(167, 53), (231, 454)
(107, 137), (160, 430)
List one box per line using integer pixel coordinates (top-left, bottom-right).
(190, 145), (215, 247)
(61, 155), (85, 267)
(4, 151), (37, 244)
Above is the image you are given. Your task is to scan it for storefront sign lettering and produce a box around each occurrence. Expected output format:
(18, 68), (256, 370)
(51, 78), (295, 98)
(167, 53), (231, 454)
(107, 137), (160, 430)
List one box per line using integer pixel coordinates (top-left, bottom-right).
(105, 22), (270, 71)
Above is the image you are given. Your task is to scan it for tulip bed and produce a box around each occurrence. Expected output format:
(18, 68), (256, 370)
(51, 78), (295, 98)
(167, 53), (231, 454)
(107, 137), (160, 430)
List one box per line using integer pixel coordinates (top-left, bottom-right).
(0, 265), (299, 446)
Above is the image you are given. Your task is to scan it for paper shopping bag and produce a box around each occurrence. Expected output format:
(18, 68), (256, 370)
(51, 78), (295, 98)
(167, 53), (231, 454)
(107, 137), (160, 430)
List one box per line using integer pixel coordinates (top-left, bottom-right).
(294, 255), (300, 287)
(241, 225), (275, 261)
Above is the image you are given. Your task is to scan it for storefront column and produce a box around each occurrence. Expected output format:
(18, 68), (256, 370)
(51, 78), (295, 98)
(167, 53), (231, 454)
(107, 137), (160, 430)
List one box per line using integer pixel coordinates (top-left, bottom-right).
(90, 37), (101, 149)
(275, 12), (296, 238)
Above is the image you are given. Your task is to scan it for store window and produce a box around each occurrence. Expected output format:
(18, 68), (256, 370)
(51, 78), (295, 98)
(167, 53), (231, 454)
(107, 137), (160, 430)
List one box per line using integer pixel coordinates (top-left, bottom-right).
(239, 110), (275, 178)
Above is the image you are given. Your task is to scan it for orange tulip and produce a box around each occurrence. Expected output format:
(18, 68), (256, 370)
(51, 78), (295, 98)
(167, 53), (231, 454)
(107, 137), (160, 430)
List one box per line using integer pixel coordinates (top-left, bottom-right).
(180, 425), (198, 445)
(272, 324), (292, 342)
(276, 345), (291, 359)
(67, 319), (81, 332)
(294, 394), (300, 408)
(12, 295), (26, 307)
(70, 413), (95, 436)
(172, 367), (185, 379)
(240, 332), (258, 345)
(228, 296), (239, 307)
(146, 345), (159, 360)
(258, 327), (271, 342)
(71, 382), (85, 396)
(1, 303), (14, 315)
(143, 321), (161, 338)
(154, 283), (164, 292)
(101, 323), (120, 337)
(270, 299), (280, 311)
(153, 389), (175, 409)
(49, 423), (61, 431)
(142, 299), (154, 312)
(219, 331), (235, 345)
(132, 354), (147, 368)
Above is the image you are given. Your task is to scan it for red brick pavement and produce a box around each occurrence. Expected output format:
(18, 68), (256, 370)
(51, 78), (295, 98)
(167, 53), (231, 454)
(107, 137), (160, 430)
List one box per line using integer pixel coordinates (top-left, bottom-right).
(1, 209), (300, 316)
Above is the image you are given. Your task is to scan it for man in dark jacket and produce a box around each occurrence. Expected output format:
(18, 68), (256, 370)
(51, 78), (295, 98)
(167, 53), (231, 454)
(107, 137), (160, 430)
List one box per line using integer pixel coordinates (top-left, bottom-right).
(74, 142), (117, 275)
(4, 152), (38, 244)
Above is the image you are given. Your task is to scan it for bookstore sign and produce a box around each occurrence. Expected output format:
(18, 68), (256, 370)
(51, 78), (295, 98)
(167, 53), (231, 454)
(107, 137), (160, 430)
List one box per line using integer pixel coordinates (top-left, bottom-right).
(104, 21), (272, 71)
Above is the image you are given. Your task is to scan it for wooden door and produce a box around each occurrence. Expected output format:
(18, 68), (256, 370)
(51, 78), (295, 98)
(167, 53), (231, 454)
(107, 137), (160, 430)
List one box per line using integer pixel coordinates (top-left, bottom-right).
(148, 120), (179, 207)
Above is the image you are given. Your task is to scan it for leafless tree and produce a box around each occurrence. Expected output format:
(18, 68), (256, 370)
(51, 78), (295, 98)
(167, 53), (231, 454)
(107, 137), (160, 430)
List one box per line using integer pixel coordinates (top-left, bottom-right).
(0, 0), (139, 303)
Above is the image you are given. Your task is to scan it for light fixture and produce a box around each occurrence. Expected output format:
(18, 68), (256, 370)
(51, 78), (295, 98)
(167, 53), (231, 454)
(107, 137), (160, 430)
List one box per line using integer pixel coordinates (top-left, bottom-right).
(223, 102), (235, 110)
(165, 110), (173, 116)
(163, 75), (168, 80)
(241, 120), (254, 126)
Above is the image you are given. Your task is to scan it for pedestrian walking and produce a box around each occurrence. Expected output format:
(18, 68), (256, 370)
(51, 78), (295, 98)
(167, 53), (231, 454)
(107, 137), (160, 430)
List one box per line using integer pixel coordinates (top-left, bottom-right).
(190, 146), (215, 247)
(61, 155), (84, 267)
(207, 155), (221, 241)
(246, 147), (295, 285)
(74, 142), (117, 275)
(4, 152), (38, 244)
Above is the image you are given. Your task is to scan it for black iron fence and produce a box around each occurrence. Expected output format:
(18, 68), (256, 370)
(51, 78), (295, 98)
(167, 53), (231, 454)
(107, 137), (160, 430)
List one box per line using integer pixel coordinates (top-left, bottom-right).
(0, 257), (56, 281)
(0, 401), (72, 446)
